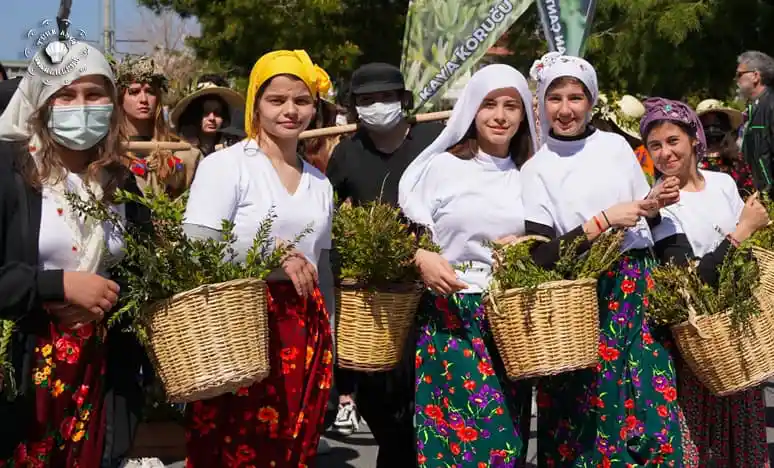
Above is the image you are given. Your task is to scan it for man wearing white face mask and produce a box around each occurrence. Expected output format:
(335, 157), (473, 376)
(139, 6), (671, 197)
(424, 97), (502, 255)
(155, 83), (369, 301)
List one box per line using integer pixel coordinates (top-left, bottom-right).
(325, 62), (442, 467)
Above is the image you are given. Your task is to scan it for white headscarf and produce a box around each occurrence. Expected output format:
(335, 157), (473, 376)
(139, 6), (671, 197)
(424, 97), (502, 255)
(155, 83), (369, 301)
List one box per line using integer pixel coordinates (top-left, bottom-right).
(530, 52), (599, 142)
(0, 42), (115, 141)
(398, 64), (537, 229)
(0, 42), (117, 274)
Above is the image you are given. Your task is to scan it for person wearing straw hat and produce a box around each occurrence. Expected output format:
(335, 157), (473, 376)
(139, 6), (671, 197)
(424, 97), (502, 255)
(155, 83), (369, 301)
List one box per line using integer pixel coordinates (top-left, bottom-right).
(593, 93), (656, 181)
(643, 97), (770, 467)
(523, 52), (687, 466)
(181, 49), (334, 466)
(0, 42), (146, 466)
(399, 63), (538, 466)
(695, 99), (754, 195)
(112, 55), (202, 198)
(170, 75), (245, 157)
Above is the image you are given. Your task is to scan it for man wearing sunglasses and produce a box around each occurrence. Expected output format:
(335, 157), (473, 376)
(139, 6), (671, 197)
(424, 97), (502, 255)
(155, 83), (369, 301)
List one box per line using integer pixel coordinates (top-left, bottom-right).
(737, 50), (774, 194)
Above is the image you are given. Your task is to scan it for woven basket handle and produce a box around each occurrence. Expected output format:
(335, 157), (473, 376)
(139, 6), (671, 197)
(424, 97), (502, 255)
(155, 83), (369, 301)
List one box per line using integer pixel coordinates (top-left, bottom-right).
(679, 287), (709, 339)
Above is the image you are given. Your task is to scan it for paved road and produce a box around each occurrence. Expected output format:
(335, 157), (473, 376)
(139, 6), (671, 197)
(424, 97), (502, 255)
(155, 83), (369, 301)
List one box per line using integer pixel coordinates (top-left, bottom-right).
(166, 382), (774, 467)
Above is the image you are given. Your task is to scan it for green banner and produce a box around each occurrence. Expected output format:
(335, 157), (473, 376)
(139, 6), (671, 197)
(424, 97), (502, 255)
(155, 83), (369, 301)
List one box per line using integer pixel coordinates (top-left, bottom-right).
(401, 0), (533, 111)
(537, 0), (596, 56)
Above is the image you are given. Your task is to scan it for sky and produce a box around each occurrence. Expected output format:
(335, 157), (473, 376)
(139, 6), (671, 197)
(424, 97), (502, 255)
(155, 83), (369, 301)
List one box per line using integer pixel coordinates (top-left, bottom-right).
(0, 0), (188, 62)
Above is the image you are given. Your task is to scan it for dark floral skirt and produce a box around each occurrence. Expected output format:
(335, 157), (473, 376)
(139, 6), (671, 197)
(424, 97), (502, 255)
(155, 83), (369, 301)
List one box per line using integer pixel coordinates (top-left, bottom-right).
(414, 293), (531, 467)
(184, 281), (333, 468)
(536, 253), (687, 467)
(2, 322), (107, 467)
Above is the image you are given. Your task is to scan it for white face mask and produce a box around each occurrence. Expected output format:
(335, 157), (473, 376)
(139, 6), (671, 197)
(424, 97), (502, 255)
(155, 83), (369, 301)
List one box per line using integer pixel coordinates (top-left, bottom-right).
(48, 104), (113, 151)
(355, 101), (403, 130)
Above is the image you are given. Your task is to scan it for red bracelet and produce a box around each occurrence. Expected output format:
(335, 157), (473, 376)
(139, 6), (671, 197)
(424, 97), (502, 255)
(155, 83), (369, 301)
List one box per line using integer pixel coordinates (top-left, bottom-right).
(726, 234), (740, 247)
(593, 216), (605, 232)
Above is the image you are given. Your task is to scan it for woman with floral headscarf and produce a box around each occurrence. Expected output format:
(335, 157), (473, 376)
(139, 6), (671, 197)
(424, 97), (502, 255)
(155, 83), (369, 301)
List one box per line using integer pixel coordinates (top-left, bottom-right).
(522, 52), (686, 466)
(644, 98), (770, 467)
(399, 64), (538, 466)
(113, 55), (202, 198)
(0, 43), (136, 466)
(181, 50), (334, 467)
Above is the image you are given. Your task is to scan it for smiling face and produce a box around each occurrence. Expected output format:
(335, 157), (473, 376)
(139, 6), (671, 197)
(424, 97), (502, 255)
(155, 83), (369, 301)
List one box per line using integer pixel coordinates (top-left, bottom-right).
(200, 98), (225, 135)
(646, 121), (697, 177)
(544, 78), (592, 137)
(256, 75), (315, 140)
(122, 82), (158, 121)
(474, 88), (524, 154)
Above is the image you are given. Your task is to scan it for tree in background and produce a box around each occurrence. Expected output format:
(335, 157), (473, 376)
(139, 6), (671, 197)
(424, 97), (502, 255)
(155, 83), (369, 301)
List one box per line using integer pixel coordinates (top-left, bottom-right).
(136, 0), (774, 102)
(135, 0), (409, 85)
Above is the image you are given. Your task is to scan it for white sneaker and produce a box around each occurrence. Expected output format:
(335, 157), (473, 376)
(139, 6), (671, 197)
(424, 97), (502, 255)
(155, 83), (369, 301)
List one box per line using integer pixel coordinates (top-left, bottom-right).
(317, 438), (332, 455)
(118, 458), (166, 468)
(332, 402), (359, 436)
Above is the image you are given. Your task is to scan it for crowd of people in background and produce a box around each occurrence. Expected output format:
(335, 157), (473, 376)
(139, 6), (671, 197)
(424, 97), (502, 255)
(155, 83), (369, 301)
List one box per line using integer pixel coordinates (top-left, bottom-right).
(1, 40), (774, 468)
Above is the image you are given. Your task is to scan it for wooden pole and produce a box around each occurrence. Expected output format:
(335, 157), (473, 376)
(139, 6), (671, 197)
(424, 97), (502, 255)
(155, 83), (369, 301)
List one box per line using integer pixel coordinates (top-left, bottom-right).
(123, 110), (453, 150)
(298, 110), (451, 140)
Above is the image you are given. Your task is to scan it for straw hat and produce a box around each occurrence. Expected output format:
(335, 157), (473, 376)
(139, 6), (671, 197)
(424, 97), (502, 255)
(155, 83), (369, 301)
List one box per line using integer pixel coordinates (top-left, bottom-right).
(695, 99), (743, 130)
(170, 81), (245, 130)
(595, 93), (646, 140)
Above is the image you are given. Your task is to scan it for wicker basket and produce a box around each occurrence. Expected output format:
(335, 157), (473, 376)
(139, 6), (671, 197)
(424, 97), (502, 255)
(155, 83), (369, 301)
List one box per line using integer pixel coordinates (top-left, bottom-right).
(486, 278), (600, 380)
(142, 278), (270, 403)
(335, 282), (422, 371)
(672, 246), (774, 396)
(671, 306), (774, 396)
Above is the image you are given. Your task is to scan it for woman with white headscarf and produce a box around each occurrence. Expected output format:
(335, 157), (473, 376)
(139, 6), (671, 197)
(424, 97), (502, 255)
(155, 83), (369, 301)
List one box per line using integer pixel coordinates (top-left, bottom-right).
(0, 43), (135, 466)
(521, 52), (686, 466)
(398, 64), (537, 466)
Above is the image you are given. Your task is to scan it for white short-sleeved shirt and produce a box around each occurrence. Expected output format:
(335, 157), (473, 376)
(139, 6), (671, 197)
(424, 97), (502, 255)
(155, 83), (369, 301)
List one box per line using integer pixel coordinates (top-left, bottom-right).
(39, 172), (125, 275)
(412, 151), (526, 292)
(652, 170), (744, 257)
(520, 130), (654, 251)
(184, 140), (333, 269)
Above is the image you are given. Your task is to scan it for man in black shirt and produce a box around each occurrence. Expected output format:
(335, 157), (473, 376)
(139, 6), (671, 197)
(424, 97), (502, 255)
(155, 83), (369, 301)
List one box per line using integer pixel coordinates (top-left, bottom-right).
(325, 63), (442, 467)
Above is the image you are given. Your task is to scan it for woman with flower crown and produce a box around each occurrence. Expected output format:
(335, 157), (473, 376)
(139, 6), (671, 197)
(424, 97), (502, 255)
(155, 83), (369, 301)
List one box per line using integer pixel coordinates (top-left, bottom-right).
(181, 49), (334, 467)
(112, 55), (202, 198)
(521, 52), (689, 466)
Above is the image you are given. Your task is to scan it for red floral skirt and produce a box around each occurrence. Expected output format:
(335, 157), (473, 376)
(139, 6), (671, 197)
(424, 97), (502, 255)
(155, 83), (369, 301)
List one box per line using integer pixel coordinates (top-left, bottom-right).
(185, 282), (333, 468)
(2, 322), (107, 467)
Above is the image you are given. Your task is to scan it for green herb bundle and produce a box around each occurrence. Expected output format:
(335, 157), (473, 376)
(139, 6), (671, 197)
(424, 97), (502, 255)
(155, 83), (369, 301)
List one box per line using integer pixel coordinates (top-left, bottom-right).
(647, 247), (761, 330)
(65, 188), (307, 334)
(331, 201), (436, 286)
(491, 230), (626, 291)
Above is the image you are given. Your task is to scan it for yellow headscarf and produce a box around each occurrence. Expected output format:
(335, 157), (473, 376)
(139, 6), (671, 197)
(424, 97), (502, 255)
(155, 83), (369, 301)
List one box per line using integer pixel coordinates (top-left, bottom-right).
(244, 50), (332, 136)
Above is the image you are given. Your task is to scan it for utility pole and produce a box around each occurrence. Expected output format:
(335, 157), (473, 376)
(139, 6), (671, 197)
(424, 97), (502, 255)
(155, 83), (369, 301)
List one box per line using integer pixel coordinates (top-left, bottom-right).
(103, 0), (113, 54)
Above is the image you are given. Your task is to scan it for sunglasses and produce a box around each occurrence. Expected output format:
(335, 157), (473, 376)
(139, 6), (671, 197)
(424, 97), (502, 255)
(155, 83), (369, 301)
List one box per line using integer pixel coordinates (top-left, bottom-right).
(736, 70), (755, 79)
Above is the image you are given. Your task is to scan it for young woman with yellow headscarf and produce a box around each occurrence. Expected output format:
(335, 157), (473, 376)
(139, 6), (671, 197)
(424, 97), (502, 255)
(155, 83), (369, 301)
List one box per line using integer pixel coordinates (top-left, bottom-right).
(181, 50), (334, 466)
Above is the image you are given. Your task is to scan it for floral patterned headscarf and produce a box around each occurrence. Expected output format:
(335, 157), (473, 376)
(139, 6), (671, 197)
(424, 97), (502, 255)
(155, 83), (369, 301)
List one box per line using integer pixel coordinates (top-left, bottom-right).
(640, 98), (707, 160)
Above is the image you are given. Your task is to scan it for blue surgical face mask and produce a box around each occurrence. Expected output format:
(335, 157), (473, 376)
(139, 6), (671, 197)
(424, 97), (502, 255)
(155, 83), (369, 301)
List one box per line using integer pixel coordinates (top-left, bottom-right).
(48, 104), (114, 151)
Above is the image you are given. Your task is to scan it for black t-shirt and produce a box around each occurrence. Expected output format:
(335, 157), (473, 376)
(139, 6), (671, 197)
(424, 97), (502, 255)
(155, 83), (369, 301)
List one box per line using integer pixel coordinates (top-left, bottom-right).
(326, 122), (443, 207)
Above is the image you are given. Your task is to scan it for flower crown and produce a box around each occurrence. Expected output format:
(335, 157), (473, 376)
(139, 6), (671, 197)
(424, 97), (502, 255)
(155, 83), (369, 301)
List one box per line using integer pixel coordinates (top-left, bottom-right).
(111, 55), (169, 92)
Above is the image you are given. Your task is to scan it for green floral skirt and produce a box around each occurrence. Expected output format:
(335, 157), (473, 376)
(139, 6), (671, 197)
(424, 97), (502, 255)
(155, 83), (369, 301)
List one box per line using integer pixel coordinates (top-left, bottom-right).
(414, 293), (531, 467)
(536, 253), (685, 467)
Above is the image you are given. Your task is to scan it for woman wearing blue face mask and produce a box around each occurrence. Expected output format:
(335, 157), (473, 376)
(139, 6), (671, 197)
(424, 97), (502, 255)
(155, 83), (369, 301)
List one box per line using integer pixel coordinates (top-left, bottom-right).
(0, 43), (143, 466)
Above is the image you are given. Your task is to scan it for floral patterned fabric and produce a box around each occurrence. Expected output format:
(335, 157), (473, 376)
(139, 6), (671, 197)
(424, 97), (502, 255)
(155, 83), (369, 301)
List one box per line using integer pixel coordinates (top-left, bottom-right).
(677, 360), (770, 467)
(184, 281), (333, 468)
(699, 154), (754, 197)
(536, 253), (688, 467)
(2, 322), (107, 467)
(414, 293), (531, 467)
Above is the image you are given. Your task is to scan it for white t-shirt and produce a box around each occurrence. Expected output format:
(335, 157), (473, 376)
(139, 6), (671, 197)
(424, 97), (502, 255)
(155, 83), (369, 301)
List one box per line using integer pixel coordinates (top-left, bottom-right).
(412, 151), (526, 292)
(184, 140), (333, 269)
(520, 130), (654, 251)
(652, 170), (744, 257)
(39, 172), (125, 275)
